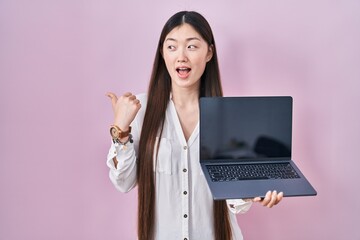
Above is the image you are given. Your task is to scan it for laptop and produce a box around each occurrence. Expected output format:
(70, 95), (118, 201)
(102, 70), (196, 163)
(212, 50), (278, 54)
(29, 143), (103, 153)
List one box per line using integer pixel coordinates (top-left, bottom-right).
(199, 96), (317, 200)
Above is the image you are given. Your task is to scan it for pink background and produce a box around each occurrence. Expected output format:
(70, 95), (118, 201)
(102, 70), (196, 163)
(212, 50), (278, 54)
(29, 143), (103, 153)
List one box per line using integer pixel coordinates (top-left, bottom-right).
(1, 1), (359, 239)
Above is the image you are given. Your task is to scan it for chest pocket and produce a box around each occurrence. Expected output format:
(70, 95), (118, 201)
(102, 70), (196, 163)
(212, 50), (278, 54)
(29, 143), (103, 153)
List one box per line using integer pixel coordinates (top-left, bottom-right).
(153, 137), (172, 175)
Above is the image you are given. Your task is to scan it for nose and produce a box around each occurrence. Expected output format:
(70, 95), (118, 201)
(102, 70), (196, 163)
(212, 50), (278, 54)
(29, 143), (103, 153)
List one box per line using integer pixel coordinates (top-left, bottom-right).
(177, 48), (188, 63)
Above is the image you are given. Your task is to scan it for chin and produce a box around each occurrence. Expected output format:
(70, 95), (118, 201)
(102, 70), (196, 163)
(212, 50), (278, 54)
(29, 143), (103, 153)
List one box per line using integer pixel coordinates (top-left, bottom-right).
(175, 80), (200, 89)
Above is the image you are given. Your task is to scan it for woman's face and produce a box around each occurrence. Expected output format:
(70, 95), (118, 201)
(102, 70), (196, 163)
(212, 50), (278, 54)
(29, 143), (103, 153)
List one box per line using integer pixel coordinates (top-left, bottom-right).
(162, 23), (213, 92)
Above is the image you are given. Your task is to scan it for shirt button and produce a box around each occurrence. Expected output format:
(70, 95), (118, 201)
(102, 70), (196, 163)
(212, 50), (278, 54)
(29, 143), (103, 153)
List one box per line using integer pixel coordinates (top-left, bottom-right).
(183, 191), (187, 195)
(183, 168), (187, 173)
(114, 151), (117, 154)
(183, 146), (188, 150)
(184, 238), (188, 240)
(184, 214), (188, 218)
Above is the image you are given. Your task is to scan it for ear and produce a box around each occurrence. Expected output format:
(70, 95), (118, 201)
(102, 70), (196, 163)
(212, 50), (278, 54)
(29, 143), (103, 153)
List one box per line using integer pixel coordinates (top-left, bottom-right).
(206, 44), (214, 62)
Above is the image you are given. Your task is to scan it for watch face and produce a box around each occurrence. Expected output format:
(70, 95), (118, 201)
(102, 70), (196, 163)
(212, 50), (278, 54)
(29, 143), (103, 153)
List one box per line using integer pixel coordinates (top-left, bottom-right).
(110, 127), (119, 139)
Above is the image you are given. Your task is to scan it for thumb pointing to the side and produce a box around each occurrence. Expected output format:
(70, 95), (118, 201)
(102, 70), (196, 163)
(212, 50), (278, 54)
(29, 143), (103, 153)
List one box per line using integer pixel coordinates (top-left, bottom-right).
(106, 92), (118, 112)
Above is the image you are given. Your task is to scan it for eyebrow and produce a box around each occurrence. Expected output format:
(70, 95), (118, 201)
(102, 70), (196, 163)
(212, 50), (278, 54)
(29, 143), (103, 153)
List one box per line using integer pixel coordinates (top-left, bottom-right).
(165, 37), (202, 42)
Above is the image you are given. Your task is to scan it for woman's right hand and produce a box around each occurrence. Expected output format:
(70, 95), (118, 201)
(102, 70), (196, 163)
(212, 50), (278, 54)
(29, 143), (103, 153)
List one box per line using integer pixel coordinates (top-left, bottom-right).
(106, 92), (142, 131)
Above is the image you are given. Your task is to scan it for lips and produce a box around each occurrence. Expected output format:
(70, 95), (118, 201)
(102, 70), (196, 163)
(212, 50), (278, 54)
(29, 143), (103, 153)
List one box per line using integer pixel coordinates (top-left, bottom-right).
(176, 67), (191, 79)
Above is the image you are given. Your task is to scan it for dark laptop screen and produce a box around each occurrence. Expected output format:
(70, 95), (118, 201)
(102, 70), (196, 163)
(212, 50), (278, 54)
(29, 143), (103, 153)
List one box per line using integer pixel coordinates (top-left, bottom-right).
(200, 97), (292, 162)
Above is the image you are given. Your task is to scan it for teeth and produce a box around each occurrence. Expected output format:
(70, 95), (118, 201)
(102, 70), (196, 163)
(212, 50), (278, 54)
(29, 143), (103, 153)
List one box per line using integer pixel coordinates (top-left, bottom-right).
(177, 68), (190, 71)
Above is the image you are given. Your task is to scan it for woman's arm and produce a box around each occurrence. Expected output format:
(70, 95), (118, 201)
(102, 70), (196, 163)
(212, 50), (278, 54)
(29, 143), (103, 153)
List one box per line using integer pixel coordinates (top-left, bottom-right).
(106, 92), (143, 193)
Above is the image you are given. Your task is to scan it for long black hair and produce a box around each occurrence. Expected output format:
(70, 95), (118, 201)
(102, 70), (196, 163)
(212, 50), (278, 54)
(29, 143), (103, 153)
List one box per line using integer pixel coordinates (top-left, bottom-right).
(136, 11), (231, 240)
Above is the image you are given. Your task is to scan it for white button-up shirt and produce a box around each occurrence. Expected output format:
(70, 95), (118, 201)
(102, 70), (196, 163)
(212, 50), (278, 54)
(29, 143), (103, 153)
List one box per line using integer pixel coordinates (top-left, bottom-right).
(107, 93), (252, 240)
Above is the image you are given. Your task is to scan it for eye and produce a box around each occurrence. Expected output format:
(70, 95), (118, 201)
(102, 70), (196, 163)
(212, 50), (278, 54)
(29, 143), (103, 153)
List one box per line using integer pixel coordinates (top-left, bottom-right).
(188, 45), (197, 49)
(167, 45), (176, 51)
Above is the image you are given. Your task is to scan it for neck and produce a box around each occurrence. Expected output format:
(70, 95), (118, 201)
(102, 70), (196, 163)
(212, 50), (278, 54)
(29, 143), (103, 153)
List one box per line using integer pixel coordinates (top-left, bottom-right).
(171, 86), (199, 108)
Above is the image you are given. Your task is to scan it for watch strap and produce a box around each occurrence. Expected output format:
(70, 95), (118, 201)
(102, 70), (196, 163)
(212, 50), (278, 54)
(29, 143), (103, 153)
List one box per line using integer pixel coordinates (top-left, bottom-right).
(110, 125), (132, 139)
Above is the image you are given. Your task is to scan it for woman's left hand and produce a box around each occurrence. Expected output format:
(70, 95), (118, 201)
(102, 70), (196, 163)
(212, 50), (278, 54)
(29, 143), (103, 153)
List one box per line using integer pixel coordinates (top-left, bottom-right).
(253, 191), (283, 208)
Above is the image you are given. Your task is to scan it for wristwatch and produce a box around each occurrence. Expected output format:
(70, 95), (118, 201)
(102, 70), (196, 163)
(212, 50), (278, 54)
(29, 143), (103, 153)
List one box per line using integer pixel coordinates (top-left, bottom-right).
(110, 125), (131, 142)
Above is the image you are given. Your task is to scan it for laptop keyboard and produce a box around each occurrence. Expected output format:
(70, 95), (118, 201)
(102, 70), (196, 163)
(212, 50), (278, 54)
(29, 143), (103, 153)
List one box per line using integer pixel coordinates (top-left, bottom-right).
(207, 163), (300, 182)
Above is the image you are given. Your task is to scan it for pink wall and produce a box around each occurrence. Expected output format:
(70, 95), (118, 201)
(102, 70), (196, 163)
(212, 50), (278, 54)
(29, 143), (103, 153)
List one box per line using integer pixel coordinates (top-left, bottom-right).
(1, 1), (359, 239)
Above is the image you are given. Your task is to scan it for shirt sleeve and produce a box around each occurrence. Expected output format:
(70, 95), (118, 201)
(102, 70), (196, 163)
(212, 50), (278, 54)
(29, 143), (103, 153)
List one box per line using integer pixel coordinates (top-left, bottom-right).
(226, 199), (253, 214)
(107, 141), (137, 193)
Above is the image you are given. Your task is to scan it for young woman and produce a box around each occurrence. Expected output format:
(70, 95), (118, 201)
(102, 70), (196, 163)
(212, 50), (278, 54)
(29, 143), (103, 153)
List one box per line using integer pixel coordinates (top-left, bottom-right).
(106, 11), (283, 240)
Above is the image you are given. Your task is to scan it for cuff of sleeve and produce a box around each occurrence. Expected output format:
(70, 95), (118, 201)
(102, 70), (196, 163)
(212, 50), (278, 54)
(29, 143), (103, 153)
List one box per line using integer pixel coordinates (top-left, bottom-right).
(106, 141), (135, 171)
(226, 199), (253, 214)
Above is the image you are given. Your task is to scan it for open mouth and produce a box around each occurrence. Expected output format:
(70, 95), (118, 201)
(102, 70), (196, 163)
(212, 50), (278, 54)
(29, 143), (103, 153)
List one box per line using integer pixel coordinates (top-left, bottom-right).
(176, 67), (191, 78)
(176, 67), (191, 73)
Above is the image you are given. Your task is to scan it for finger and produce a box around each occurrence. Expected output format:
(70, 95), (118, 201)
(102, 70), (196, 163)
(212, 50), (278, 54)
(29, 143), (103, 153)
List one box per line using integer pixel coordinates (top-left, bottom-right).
(106, 92), (118, 110)
(275, 192), (284, 205)
(261, 191), (272, 206)
(267, 191), (278, 208)
(106, 92), (118, 100)
(123, 92), (132, 97)
(253, 197), (262, 202)
(128, 95), (136, 101)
